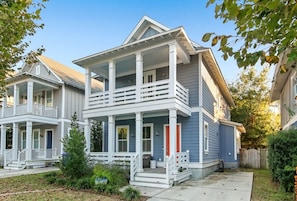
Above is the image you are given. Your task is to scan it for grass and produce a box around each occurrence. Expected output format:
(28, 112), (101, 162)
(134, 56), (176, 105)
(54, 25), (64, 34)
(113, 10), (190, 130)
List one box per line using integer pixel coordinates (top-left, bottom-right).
(0, 172), (123, 201)
(242, 169), (295, 201)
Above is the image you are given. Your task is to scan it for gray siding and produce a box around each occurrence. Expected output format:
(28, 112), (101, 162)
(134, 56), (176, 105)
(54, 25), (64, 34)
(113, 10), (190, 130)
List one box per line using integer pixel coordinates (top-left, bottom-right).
(64, 85), (85, 121)
(177, 55), (199, 107)
(203, 114), (220, 162)
(29, 63), (60, 82)
(179, 112), (199, 162)
(219, 124), (237, 163)
(202, 79), (215, 116)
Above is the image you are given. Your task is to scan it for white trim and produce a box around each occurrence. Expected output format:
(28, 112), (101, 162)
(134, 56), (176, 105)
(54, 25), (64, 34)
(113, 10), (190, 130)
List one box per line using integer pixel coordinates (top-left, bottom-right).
(203, 121), (209, 153)
(142, 123), (154, 156)
(198, 54), (203, 163)
(21, 130), (26, 150)
(44, 129), (54, 150)
(234, 128), (237, 161)
(188, 160), (219, 169)
(163, 123), (182, 160)
(32, 129), (40, 150)
(45, 89), (53, 108)
(38, 57), (64, 83)
(116, 125), (130, 152)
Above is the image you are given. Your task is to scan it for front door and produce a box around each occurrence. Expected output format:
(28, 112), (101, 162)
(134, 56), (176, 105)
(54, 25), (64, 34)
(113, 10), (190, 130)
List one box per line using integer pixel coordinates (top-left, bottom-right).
(165, 124), (181, 157)
(46, 130), (53, 158)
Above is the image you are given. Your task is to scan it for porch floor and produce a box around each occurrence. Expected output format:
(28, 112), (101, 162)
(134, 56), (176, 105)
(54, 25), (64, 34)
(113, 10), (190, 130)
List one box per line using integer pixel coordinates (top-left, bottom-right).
(143, 167), (166, 174)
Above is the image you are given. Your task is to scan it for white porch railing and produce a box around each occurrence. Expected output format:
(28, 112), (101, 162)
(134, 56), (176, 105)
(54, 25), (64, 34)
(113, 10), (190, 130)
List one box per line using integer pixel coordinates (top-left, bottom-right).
(88, 79), (189, 109)
(175, 152), (190, 170)
(166, 154), (175, 184)
(0, 104), (58, 118)
(89, 152), (135, 165)
(18, 149), (27, 167)
(4, 149), (14, 167)
(130, 153), (139, 182)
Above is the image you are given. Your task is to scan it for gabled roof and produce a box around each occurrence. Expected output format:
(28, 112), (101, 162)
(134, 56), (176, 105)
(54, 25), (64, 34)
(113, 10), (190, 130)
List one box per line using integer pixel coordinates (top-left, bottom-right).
(123, 16), (170, 45)
(270, 49), (293, 102)
(38, 55), (103, 91)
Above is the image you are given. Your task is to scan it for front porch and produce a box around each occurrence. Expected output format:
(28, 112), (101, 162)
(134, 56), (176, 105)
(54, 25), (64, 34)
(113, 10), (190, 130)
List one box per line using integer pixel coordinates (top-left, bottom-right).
(3, 148), (59, 170)
(89, 151), (192, 188)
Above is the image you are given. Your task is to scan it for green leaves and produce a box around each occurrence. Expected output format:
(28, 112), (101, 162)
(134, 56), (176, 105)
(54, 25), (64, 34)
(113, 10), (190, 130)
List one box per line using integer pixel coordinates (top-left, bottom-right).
(0, 0), (46, 94)
(204, 0), (297, 70)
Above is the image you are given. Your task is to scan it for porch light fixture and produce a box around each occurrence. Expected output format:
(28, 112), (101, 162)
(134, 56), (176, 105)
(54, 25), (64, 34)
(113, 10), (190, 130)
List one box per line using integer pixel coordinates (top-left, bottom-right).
(155, 131), (159, 136)
(131, 132), (135, 137)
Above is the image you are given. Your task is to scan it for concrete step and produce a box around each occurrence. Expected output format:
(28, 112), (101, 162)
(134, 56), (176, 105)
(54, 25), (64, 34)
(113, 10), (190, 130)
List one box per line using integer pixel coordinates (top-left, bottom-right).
(130, 180), (172, 188)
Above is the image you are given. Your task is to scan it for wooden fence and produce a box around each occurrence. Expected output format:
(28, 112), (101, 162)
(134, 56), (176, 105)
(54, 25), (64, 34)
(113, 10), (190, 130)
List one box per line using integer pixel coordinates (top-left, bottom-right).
(240, 148), (268, 169)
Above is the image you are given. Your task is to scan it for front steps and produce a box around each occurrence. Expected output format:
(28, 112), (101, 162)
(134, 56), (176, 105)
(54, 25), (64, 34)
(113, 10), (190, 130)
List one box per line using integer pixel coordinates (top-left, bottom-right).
(130, 172), (173, 188)
(4, 160), (51, 170)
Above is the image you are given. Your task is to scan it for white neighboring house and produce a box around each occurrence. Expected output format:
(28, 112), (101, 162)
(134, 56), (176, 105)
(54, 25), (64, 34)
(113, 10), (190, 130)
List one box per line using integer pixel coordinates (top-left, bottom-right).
(271, 49), (297, 130)
(0, 55), (102, 169)
(74, 16), (245, 188)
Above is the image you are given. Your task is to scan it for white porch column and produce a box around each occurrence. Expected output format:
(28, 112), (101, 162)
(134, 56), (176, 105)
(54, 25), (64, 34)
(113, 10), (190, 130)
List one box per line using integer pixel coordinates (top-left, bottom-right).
(1, 125), (6, 156)
(26, 121), (32, 160)
(1, 95), (7, 118)
(108, 61), (115, 106)
(27, 81), (33, 113)
(169, 43), (177, 97)
(135, 52), (143, 102)
(13, 84), (19, 115)
(108, 115), (115, 162)
(85, 68), (91, 110)
(169, 109), (177, 172)
(135, 112), (143, 172)
(12, 123), (19, 160)
(84, 119), (90, 154)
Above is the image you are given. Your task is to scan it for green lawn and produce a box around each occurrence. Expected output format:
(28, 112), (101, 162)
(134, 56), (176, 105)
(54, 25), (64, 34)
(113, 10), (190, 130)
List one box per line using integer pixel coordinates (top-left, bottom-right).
(243, 169), (295, 201)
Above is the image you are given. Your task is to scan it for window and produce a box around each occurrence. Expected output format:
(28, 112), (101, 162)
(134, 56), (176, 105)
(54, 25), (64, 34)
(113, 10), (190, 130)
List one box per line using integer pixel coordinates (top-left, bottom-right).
(21, 131), (26, 150)
(46, 90), (53, 107)
(116, 126), (129, 152)
(204, 121), (209, 153)
(36, 65), (40, 75)
(143, 124), (153, 153)
(33, 129), (40, 149)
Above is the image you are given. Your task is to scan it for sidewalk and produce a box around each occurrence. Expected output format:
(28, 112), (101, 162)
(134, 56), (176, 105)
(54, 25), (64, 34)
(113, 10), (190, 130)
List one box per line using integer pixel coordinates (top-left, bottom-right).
(0, 167), (59, 178)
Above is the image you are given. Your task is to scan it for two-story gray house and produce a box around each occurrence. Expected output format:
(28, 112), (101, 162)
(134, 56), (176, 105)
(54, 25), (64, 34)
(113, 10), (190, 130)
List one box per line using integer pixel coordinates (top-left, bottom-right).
(73, 16), (245, 188)
(0, 55), (102, 169)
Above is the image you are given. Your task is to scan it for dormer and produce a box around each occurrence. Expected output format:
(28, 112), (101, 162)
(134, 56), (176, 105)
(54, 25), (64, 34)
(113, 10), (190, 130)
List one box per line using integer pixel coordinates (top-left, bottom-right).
(123, 16), (170, 44)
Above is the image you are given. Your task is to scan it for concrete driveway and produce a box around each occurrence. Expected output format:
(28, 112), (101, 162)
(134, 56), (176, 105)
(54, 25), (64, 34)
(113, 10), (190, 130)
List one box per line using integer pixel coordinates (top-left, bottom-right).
(135, 171), (253, 201)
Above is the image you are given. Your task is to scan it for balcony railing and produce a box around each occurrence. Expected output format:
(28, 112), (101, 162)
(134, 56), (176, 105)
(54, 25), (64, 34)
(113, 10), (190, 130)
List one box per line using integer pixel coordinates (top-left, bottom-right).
(88, 80), (189, 109)
(0, 104), (58, 118)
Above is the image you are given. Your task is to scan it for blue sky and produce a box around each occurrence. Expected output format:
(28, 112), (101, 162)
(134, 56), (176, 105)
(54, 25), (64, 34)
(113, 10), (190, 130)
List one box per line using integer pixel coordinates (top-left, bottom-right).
(26, 0), (263, 83)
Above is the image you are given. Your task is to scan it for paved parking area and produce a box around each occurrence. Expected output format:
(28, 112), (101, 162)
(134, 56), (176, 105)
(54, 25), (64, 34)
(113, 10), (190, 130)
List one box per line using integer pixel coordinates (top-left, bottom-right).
(135, 171), (253, 201)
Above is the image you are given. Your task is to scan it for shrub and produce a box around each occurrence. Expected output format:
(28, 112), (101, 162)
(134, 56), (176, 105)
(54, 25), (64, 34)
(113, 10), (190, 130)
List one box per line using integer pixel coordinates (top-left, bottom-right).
(105, 184), (120, 195)
(90, 164), (128, 187)
(268, 129), (297, 192)
(60, 112), (89, 179)
(122, 186), (141, 201)
(93, 183), (107, 193)
(75, 177), (92, 190)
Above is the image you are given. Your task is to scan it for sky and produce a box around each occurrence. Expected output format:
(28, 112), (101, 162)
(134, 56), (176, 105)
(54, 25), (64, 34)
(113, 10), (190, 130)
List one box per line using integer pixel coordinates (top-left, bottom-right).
(25, 0), (269, 84)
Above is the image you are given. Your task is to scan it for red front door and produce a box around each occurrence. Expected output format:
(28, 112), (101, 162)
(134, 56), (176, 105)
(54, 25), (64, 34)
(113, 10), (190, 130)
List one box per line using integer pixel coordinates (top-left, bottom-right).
(165, 125), (181, 156)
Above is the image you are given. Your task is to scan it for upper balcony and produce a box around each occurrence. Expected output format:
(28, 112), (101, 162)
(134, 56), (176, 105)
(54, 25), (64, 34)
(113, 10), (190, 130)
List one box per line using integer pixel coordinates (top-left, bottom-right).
(0, 79), (59, 121)
(88, 79), (189, 109)
(0, 104), (58, 119)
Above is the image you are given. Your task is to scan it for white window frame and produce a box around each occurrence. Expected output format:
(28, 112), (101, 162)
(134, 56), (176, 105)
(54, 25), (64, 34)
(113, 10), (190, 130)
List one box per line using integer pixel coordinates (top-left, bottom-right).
(36, 64), (40, 75)
(45, 90), (53, 107)
(142, 123), (153, 155)
(32, 129), (40, 150)
(116, 125), (129, 152)
(21, 130), (26, 150)
(204, 121), (209, 153)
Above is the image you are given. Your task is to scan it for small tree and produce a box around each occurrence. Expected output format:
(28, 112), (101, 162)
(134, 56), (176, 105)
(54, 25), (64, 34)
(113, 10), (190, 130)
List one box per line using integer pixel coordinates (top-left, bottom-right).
(91, 120), (103, 152)
(60, 112), (88, 179)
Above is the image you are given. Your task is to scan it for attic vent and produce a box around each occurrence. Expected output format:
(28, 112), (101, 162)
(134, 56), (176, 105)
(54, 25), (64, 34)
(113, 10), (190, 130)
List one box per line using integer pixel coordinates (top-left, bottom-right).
(36, 65), (40, 75)
(140, 27), (159, 40)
